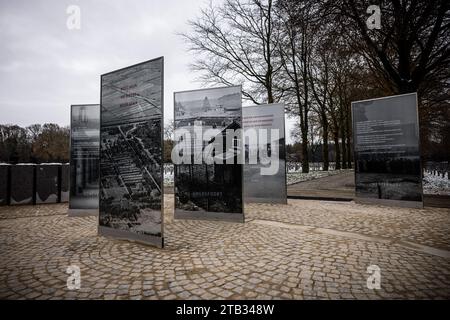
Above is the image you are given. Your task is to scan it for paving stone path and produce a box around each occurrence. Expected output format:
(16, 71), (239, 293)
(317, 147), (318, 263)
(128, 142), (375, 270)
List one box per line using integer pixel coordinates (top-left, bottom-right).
(0, 196), (449, 300)
(287, 170), (355, 199)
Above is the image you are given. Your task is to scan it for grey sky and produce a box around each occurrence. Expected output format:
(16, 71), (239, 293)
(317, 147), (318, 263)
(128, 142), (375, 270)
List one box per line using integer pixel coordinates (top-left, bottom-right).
(0, 0), (296, 142)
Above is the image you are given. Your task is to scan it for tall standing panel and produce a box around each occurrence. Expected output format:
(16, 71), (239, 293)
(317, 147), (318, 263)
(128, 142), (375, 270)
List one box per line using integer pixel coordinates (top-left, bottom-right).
(352, 93), (423, 208)
(69, 104), (100, 216)
(36, 163), (60, 204)
(173, 86), (244, 222)
(421, 105), (450, 208)
(10, 164), (35, 205)
(0, 164), (10, 205)
(243, 103), (287, 204)
(99, 57), (164, 247)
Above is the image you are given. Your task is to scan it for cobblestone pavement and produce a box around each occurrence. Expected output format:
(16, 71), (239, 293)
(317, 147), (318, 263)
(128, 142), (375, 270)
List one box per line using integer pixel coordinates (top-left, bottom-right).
(0, 196), (449, 300)
(246, 200), (450, 251)
(0, 203), (67, 220)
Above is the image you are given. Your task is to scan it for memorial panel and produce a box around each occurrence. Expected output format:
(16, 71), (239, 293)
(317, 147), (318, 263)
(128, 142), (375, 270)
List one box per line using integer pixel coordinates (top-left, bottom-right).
(69, 104), (100, 214)
(352, 93), (422, 207)
(421, 107), (450, 208)
(243, 103), (287, 203)
(173, 86), (244, 222)
(99, 57), (164, 247)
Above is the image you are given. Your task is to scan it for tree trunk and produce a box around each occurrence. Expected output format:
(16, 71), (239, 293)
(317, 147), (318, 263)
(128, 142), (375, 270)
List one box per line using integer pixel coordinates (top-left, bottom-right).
(268, 91), (274, 104)
(266, 75), (274, 104)
(301, 131), (309, 173)
(321, 112), (329, 171)
(346, 111), (352, 169)
(333, 131), (341, 170)
(341, 124), (347, 169)
(346, 135), (352, 169)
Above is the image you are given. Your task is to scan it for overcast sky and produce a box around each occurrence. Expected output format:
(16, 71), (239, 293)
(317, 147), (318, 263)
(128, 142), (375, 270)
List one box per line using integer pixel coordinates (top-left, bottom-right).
(0, 0), (296, 142)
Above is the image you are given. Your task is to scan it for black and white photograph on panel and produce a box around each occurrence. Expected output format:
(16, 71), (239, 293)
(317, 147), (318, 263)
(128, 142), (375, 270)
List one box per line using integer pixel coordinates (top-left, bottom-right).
(243, 103), (287, 204)
(173, 85), (244, 222)
(99, 57), (163, 246)
(69, 104), (100, 214)
(35, 163), (59, 204)
(352, 93), (423, 206)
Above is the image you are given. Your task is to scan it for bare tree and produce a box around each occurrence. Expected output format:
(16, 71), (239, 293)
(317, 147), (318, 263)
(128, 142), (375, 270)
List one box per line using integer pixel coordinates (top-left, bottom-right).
(164, 120), (174, 141)
(181, 0), (449, 175)
(26, 124), (42, 141)
(309, 37), (334, 171)
(335, 0), (450, 96)
(0, 123), (69, 163)
(277, 0), (318, 173)
(0, 125), (31, 163)
(180, 0), (284, 104)
(31, 124), (69, 163)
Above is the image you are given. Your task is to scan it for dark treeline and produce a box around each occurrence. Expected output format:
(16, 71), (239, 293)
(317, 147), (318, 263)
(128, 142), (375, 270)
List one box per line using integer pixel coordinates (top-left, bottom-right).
(0, 124), (69, 163)
(180, 0), (450, 172)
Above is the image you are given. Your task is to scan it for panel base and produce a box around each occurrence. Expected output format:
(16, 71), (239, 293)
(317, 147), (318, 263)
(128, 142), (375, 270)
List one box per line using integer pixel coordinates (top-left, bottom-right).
(98, 225), (163, 248)
(68, 208), (99, 217)
(355, 197), (423, 208)
(174, 209), (244, 223)
(423, 194), (450, 208)
(245, 197), (287, 204)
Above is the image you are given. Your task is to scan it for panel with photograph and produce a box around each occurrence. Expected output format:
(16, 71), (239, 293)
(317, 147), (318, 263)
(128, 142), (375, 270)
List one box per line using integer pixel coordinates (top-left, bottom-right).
(99, 57), (163, 246)
(174, 86), (243, 221)
(70, 104), (100, 211)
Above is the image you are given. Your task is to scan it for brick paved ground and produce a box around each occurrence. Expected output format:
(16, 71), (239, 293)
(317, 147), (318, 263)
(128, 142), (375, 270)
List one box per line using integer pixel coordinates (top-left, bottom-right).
(0, 195), (449, 300)
(287, 170), (355, 199)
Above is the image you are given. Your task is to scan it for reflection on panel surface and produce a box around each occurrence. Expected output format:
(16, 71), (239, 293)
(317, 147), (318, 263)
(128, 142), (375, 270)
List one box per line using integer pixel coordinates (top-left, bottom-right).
(243, 103), (287, 204)
(61, 163), (70, 202)
(10, 164), (35, 205)
(0, 164), (10, 205)
(70, 104), (100, 210)
(99, 57), (163, 246)
(352, 93), (422, 205)
(174, 86), (243, 221)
